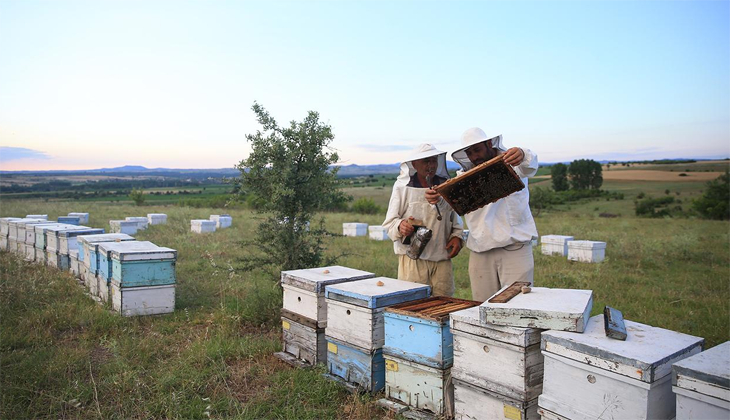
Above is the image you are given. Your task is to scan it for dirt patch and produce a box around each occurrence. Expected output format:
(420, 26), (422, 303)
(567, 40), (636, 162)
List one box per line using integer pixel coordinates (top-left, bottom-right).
(602, 170), (723, 182)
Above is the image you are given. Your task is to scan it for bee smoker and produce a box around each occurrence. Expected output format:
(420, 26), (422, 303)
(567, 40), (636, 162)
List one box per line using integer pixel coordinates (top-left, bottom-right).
(404, 225), (433, 260)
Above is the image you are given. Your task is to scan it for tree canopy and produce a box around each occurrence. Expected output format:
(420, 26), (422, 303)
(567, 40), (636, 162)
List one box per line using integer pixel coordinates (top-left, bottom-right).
(568, 159), (603, 190)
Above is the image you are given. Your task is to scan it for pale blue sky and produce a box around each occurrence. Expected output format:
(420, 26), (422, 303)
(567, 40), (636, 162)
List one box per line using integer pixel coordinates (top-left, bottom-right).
(1, 0), (728, 170)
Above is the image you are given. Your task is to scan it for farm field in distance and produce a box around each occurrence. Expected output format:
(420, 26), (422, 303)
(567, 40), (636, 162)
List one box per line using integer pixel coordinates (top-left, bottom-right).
(0, 159), (728, 419)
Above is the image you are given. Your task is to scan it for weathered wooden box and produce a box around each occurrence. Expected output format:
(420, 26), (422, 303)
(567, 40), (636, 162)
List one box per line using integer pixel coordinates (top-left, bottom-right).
(9, 218), (47, 244)
(79, 233), (135, 268)
(281, 265), (375, 328)
(385, 354), (454, 417)
(0, 237), (7, 251)
(191, 219), (216, 233)
(326, 336), (385, 393)
(210, 214), (232, 229)
(23, 244), (36, 261)
(539, 314), (704, 420)
(0, 217), (22, 246)
(567, 240), (606, 263)
(480, 286), (593, 332)
(147, 213), (167, 225)
(68, 213), (89, 224)
(33, 223), (67, 254)
(69, 250), (80, 277)
(453, 377), (539, 420)
(58, 228), (104, 256)
(325, 277), (431, 352)
(101, 241), (177, 288)
(45, 225), (91, 254)
(540, 235), (574, 256)
(281, 310), (327, 366)
(25, 214), (48, 220)
(368, 225), (389, 241)
(125, 217), (149, 230)
(46, 250), (70, 270)
(342, 223), (367, 237)
(110, 280), (175, 316)
(673, 341), (730, 419)
(8, 238), (18, 254)
(25, 222), (61, 248)
(109, 220), (139, 235)
(57, 216), (81, 225)
(384, 296), (480, 369)
(451, 306), (544, 401)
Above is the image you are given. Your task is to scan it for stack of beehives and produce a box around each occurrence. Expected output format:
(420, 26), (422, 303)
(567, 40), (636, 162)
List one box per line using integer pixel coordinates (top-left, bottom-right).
(275, 266), (375, 367)
(541, 234), (607, 263)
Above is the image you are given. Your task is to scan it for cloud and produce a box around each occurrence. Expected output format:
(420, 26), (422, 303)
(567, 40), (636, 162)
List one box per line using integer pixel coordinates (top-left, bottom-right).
(0, 147), (52, 162)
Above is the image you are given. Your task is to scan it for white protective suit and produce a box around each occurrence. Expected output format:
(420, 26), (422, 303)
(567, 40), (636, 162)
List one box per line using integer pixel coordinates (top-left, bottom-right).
(383, 144), (464, 262)
(452, 132), (538, 252)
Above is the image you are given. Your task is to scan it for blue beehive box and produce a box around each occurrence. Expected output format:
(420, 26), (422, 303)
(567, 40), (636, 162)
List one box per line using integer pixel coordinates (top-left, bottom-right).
(384, 296), (480, 369)
(96, 241), (175, 302)
(57, 216), (81, 225)
(326, 336), (385, 393)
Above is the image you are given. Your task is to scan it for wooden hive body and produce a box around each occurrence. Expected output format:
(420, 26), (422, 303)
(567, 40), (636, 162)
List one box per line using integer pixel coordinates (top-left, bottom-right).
(450, 307), (544, 402)
(209, 215), (232, 228)
(432, 155), (525, 216)
(540, 235), (574, 256)
(326, 336), (385, 393)
(567, 240), (607, 263)
(101, 241), (177, 288)
(367, 225), (389, 241)
(539, 314), (704, 420)
(480, 286), (593, 332)
(69, 250), (80, 277)
(191, 219), (216, 233)
(125, 217), (149, 230)
(147, 213), (167, 225)
(1, 217), (22, 238)
(34, 223), (66, 252)
(383, 296), (480, 369)
(58, 228), (104, 255)
(79, 234), (135, 273)
(453, 377), (539, 420)
(45, 225), (91, 254)
(67, 212), (89, 224)
(281, 310), (327, 366)
(342, 223), (367, 237)
(110, 281), (175, 316)
(57, 216), (81, 225)
(672, 341), (730, 419)
(109, 220), (138, 235)
(385, 354), (454, 417)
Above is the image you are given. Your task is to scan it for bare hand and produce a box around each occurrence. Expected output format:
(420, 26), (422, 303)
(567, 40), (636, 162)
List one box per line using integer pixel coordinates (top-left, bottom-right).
(446, 236), (462, 258)
(503, 147), (525, 166)
(425, 188), (440, 205)
(399, 218), (415, 237)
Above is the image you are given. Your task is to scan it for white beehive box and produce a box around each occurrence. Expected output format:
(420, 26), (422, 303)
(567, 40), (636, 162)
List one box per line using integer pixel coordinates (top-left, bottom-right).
(56, 216), (81, 225)
(69, 250), (80, 277)
(25, 214), (48, 220)
(450, 306), (544, 402)
(368, 225), (389, 241)
(567, 240), (606, 263)
(9, 218), (47, 243)
(385, 354), (454, 417)
(45, 225), (91, 254)
(480, 286), (593, 332)
(541, 235), (574, 256)
(343, 223), (367, 237)
(539, 314), (704, 420)
(0, 217), (22, 237)
(58, 228), (104, 255)
(325, 277), (431, 352)
(0, 236), (7, 251)
(673, 341), (730, 419)
(78, 233), (135, 268)
(280, 314), (326, 366)
(125, 217), (149, 230)
(110, 281), (175, 316)
(281, 266), (375, 328)
(454, 377), (539, 420)
(191, 219), (216, 233)
(68, 212), (89, 224)
(147, 213), (167, 225)
(110, 220), (139, 235)
(209, 214), (232, 229)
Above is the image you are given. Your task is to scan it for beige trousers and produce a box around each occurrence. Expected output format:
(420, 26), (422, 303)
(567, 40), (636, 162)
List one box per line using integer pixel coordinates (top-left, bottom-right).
(398, 255), (455, 297)
(468, 243), (534, 302)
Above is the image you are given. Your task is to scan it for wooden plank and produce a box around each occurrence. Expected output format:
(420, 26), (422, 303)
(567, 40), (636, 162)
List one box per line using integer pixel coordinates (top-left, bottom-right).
(325, 277), (430, 309)
(453, 378), (540, 420)
(281, 308), (322, 331)
(488, 282), (532, 304)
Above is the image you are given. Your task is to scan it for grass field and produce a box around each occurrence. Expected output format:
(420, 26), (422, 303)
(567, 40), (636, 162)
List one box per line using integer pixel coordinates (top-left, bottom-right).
(1, 167), (728, 419)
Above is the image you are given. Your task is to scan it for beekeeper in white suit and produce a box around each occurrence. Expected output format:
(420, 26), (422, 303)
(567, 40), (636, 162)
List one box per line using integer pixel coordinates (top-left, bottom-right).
(383, 144), (464, 297)
(426, 127), (538, 301)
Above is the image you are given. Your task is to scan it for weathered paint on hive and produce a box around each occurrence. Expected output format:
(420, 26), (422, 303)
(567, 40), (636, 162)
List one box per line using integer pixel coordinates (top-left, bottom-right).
(112, 259), (176, 287)
(326, 336), (385, 393)
(453, 377), (539, 420)
(385, 354), (454, 417)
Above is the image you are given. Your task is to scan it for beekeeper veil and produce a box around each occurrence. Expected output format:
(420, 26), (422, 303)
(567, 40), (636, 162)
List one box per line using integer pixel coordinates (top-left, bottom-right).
(451, 127), (506, 171)
(395, 144), (450, 187)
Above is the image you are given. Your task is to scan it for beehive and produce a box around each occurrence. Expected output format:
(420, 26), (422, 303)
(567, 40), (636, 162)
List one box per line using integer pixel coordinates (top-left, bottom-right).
(147, 213), (167, 225)
(79, 234), (136, 295)
(9, 219), (47, 253)
(342, 223), (367, 237)
(432, 155), (525, 216)
(23, 222), (61, 261)
(209, 214), (232, 229)
(68, 212), (89, 224)
(280, 312), (326, 366)
(33, 223), (66, 264)
(58, 228), (104, 256)
(540, 235), (574, 256)
(479, 285), (593, 332)
(57, 216), (81, 225)
(567, 240), (606, 263)
(385, 355), (454, 417)
(125, 217), (149, 230)
(326, 336), (385, 393)
(539, 314), (704, 420)
(450, 307), (544, 404)
(25, 214), (48, 220)
(672, 341), (730, 419)
(44, 225), (92, 270)
(110, 283), (175, 316)
(191, 219), (216, 233)
(109, 220), (139, 235)
(69, 250), (80, 277)
(453, 377), (540, 420)
(0, 217), (22, 250)
(368, 225), (389, 241)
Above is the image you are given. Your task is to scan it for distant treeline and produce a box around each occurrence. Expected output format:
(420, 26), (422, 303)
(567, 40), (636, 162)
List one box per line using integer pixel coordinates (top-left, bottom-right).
(0, 178), (224, 194)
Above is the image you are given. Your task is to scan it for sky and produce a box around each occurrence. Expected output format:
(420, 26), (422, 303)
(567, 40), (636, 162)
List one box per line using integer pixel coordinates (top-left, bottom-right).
(0, 0), (728, 171)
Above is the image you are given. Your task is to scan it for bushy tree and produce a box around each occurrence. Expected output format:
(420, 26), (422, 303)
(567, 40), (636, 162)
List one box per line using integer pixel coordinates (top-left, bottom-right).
(129, 188), (145, 206)
(351, 197), (381, 214)
(569, 159), (603, 190)
(550, 163), (569, 191)
(693, 172), (729, 220)
(233, 103), (350, 271)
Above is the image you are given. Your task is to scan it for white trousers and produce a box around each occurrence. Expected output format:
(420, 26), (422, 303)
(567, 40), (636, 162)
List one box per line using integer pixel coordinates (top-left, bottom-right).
(398, 255), (455, 297)
(468, 243), (534, 302)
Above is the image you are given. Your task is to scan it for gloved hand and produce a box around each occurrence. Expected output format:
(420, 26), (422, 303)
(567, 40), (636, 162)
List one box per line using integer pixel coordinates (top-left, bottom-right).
(446, 236), (462, 258)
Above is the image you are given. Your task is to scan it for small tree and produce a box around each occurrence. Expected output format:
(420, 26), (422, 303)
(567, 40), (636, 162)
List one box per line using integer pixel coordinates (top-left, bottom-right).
(233, 103), (350, 271)
(569, 159), (603, 190)
(693, 172), (729, 220)
(129, 188), (145, 206)
(550, 163), (569, 192)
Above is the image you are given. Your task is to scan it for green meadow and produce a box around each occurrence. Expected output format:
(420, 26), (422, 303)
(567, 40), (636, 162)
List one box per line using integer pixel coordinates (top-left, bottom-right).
(1, 167), (728, 419)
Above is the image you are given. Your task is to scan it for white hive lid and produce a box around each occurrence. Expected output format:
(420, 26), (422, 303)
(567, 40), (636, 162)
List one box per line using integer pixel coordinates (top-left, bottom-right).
(78, 233), (135, 245)
(343, 223), (367, 228)
(43, 224), (92, 235)
(673, 341), (730, 390)
(325, 276), (430, 309)
(449, 306), (543, 348)
(542, 314), (704, 383)
(541, 235), (574, 244)
(568, 240), (606, 250)
(32, 223), (66, 232)
(98, 241), (177, 261)
(58, 228), (104, 238)
(281, 265), (375, 293)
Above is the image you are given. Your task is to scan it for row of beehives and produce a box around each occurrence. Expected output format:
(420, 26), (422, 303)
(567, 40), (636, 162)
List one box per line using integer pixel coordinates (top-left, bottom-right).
(191, 214), (232, 233)
(342, 223), (390, 240)
(541, 234), (607, 263)
(274, 265), (728, 420)
(0, 215), (177, 317)
(109, 213), (168, 235)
